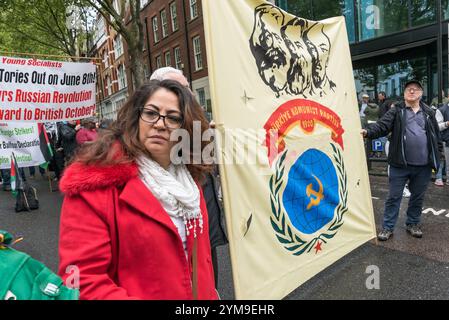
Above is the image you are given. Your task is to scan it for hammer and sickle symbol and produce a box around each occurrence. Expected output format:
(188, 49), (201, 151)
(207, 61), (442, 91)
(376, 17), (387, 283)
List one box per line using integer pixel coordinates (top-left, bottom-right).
(306, 175), (324, 210)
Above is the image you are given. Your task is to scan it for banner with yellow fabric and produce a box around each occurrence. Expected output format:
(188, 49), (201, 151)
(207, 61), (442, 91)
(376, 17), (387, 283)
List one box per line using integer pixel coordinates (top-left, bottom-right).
(203, 0), (376, 299)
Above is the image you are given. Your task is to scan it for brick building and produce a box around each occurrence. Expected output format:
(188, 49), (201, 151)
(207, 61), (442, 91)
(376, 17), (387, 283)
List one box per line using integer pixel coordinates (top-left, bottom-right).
(126, 0), (212, 119)
(92, 13), (128, 120)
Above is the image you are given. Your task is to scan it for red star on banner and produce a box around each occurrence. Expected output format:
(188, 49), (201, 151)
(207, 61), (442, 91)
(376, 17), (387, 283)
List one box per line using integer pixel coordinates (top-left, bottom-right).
(314, 241), (322, 254)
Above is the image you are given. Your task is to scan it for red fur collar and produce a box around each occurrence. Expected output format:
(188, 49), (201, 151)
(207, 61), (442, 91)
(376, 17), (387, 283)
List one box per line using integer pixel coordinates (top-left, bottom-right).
(60, 142), (140, 196)
(59, 161), (138, 196)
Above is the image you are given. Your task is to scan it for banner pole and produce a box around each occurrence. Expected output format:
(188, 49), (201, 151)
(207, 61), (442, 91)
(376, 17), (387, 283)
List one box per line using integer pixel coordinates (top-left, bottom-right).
(46, 167), (53, 192)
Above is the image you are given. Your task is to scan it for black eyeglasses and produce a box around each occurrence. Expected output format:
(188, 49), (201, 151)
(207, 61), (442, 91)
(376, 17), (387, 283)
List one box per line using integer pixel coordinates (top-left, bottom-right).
(405, 87), (422, 93)
(140, 108), (184, 129)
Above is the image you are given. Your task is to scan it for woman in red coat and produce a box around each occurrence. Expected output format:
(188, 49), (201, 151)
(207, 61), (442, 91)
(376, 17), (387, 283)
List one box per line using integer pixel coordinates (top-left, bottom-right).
(58, 80), (217, 300)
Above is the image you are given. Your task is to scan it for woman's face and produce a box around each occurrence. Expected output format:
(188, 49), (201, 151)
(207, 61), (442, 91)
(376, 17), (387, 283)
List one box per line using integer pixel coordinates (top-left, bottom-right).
(138, 88), (183, 167)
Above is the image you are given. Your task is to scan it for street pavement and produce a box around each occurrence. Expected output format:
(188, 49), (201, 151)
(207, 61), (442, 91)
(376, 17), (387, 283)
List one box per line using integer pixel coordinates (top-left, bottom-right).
(1, 169), (449, 300)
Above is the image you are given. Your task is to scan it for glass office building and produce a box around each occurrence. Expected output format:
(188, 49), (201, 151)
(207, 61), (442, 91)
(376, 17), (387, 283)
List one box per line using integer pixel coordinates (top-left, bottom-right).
(275, 0), (449, 105)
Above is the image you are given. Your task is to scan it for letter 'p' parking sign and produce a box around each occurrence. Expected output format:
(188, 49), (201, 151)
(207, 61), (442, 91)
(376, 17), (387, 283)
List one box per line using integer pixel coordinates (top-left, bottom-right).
(372, 139), (384, 152)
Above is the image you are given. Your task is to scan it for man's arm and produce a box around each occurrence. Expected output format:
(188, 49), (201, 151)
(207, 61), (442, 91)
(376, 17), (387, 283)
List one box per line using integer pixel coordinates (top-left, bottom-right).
(362, 107), (396, 139)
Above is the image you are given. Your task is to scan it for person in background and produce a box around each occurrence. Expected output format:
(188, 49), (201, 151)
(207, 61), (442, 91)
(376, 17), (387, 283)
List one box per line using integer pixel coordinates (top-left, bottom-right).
(98, 118), (113, 132)
(150, 67), (191, 90)
(363, 100), (379, 157)
(434, 103), (449, 186)
(58, 80), (217, 299)
(28, 166), (46, 180)
(431, 90), (449, 108)
(363, 100), (379, 125)
(58, 121), (81, 164)
(359, 93), (370, 126)
(76, 117), (98, 145)
(361, 80), (442, 241)
(378, 91), (391, 119)
(1, 168), (26, 191)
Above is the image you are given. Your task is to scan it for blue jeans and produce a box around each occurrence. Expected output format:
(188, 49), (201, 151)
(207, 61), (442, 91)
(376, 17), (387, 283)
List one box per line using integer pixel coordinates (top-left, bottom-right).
(383, 165), (432, 231)
(437, 144), (449, 180)
(436, 164), (444, 180)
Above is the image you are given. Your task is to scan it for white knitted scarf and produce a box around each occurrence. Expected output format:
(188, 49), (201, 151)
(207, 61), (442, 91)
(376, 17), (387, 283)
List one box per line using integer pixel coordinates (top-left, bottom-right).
(137, 156), (203, 237)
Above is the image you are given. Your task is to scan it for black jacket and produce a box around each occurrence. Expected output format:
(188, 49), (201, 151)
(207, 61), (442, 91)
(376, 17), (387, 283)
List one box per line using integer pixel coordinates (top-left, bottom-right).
(366, 101), (442, 170)
(438, 104), (449, 143)
(378, 99), (391, 119)
(58, 123), (78, 161)
(202, 171), (228, 249)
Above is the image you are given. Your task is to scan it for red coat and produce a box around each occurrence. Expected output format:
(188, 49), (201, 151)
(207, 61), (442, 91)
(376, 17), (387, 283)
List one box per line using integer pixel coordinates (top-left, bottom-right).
(58, 157), (218, 300)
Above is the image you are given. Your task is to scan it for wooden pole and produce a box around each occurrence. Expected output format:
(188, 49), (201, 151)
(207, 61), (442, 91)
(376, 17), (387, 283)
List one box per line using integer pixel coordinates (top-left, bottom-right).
(22, 190), (30, 211)
(46, 167), (53, 193)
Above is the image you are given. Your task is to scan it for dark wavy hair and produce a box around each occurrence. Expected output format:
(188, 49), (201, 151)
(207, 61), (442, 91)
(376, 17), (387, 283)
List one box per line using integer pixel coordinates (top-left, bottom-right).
(74, 79), (213, 183)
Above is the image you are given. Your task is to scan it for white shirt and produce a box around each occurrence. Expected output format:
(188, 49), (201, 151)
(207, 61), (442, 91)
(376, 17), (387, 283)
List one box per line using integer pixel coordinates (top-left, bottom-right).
(360, 103), (368, 117)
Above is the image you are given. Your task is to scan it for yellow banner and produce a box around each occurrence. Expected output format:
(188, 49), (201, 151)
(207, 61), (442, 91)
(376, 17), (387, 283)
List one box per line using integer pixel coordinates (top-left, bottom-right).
(203, 0), (376, 299)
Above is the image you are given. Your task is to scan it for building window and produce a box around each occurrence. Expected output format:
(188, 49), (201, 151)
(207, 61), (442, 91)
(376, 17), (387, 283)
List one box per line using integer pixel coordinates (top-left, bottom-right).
(354, 57), (429, 104)
(152, 16), (159, 43)
(196, 88), (206, 107)
(161, 9), (168, 38)
(193, 36), (203, 71)
(103, 50), (109, 68)
(170, 2), (179, 32)
(190, 0), (198, 20)
(114, 35), (123, 58)
(356, 0), (436, 42)
(114, 98), (126, 119)
(144, 65), (150, 79)
(105, 102), (112, 119)
(117, 64), (127, 90)
(94, 16), (106, 45)
(165, 51), (171, 67)
(174, 47), (182, 70)
(156, 55), (162, 69)
(105, 76), (111, 96)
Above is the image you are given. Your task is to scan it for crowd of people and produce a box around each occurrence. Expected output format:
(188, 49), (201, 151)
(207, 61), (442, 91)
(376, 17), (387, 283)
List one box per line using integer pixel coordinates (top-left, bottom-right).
(3, 69), (448, 300)
(359, 86), (449, 188)
(0, 117), (109, 191)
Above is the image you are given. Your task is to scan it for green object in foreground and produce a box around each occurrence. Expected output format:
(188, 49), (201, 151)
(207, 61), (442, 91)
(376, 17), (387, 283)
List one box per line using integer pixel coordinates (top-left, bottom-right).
(0, 230), (79, 300)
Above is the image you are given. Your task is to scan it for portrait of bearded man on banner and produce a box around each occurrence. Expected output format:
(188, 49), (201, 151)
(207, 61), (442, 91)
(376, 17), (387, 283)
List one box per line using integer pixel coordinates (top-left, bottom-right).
(249, 3), (336, 98)
(249, 4), (291, 96)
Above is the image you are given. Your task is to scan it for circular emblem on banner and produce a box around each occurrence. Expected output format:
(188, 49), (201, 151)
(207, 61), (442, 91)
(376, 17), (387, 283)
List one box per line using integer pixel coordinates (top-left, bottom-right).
(264, 98), (347, 256)
(282, 149), (339, 235)
(269, 144), (348, 256)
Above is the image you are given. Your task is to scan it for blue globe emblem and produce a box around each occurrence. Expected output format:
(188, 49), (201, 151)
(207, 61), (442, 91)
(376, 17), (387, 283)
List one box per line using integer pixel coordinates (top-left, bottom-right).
(282, 149), (340, 235)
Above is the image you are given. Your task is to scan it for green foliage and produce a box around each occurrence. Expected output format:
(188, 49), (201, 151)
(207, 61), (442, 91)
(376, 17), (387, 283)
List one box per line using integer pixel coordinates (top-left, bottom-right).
(83, 0), (146, 88)
(0, 0), (89, 60)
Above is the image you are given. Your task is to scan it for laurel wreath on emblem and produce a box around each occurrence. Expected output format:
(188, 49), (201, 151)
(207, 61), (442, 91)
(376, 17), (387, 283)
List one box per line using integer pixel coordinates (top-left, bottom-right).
(269, 143), (348, 255)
